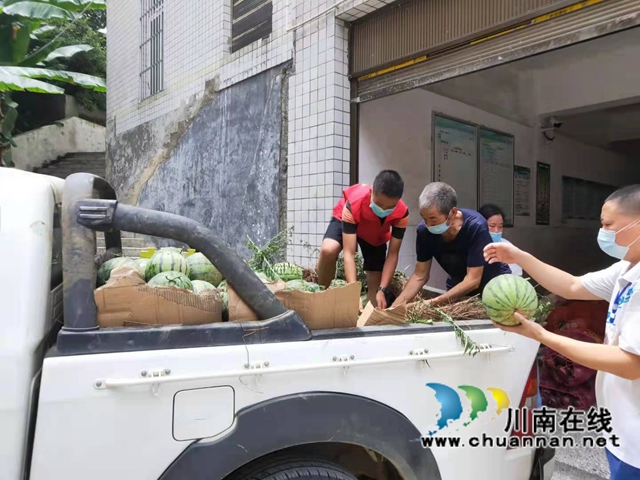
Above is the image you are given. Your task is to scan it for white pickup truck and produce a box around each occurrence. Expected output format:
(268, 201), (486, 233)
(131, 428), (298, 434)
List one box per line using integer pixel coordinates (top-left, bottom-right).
(1, 169), (554, 480)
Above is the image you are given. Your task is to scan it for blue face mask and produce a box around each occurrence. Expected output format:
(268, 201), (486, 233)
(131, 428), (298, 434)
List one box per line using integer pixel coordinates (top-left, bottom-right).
(597, 219), (640, 259)
(490, 232), (503, 243)
(426, 212), (451, 235)
(370, 202), (395, 218)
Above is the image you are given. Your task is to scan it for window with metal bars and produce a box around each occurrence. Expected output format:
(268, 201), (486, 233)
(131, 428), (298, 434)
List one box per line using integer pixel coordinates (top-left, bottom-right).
(140, 0), (164, 101)
(231, 0), (272, 53)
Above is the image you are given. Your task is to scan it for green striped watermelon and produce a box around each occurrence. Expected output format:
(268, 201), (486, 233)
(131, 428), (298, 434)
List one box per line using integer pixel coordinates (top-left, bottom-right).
(273, 262), (303, 281)
(482, 274), (538, 326)
(134, 258), (150, 277)
(147, 271), (193, 290)
(97, 257), (138, 285)
(145, 251), (189, 281)
(192, 280), (216, 294)
(187, 253), (223, 286)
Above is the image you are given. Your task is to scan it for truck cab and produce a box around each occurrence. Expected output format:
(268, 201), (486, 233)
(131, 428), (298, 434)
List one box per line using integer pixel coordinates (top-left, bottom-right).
(1, 169), (554, 480)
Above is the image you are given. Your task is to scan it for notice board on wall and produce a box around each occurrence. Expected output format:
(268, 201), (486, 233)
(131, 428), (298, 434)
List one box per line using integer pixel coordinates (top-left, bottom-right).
(562, 176), (617, 222)
(536, 162), (551, 225)
(479, 128), (514, 226)
(433, 114), (478, 210)
(514, 166), (531, 217)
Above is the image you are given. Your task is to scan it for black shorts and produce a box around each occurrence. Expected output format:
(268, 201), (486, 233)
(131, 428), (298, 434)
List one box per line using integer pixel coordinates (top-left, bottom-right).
(324, 218), (387, 272)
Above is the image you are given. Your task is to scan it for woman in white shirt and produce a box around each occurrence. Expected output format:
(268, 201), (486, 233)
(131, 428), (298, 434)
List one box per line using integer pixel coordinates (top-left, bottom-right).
(478, 204), (523, 276)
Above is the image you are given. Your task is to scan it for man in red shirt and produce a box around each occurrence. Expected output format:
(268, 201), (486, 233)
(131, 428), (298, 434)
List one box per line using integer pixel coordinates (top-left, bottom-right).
(317, 170), (410, 309)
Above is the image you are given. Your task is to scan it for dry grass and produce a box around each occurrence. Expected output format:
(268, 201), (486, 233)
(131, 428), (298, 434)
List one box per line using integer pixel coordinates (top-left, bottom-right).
(407, 296), (487, 323)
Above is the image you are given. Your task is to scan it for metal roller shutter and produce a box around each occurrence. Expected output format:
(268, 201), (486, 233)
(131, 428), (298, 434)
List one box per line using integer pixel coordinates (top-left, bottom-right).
(354, 0), (640, 103)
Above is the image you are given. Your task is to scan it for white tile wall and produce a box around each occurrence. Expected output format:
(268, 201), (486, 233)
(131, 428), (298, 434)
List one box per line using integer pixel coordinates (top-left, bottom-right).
(108, 0), (389, 265)
(108, 0), (293, 134)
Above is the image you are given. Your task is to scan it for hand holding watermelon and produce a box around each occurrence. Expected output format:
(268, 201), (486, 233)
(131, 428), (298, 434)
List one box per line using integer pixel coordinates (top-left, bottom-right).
(492, 311), (546, 341)
(483, 241), (524, 266)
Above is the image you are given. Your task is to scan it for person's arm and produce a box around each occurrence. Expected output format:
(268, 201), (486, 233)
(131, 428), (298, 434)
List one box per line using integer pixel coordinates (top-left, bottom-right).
(429, 266), (483, 305)
(377, 211), (410, 308)
(498, 313), (640, 381)
(393, 260), (431, 305)
(377, 237), (402, 309)
(484, 242), (606, 300)
(342, 233), (358, 284)
(342, 203), (359, 284)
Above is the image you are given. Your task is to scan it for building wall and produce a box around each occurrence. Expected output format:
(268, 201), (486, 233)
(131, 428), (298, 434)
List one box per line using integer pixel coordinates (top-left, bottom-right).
(359, 88), (640, 288)
(106, 0), (374, 262)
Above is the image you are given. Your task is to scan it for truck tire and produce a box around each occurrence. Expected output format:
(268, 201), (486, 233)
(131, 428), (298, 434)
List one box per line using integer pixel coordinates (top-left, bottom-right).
(227, 455), (357, 480)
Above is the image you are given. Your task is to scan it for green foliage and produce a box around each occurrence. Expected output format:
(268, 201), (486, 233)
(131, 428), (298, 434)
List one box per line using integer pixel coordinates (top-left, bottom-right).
(335, 252), (367, 291)
(246, 227), (294, 281)
(0, 0), (106, 166)
(31, 9), (106, 111)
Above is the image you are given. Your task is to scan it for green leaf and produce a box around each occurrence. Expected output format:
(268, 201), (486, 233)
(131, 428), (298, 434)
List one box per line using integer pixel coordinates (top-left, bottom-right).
(3, 2), (74, 20)
(0, 66), (105, 91)
(41, 0), (106, 11)
(44, 43), (92, 62)
(11, 21), (32, 63)
(18, 38), (60, 66)
(31, 24), (55, 37)
(0, 70), (64, 93)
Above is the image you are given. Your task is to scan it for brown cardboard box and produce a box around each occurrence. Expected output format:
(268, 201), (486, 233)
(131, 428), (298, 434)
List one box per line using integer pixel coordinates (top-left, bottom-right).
(94, 267), (222, 327)
(228, 281), (361, 330)
(276, 282), (361, 329)
(357, 302), (408, 327)
(227, 280), (287, 322)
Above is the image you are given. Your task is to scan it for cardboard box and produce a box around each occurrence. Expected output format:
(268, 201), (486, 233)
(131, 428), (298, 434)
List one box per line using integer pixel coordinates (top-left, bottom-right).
(227, 281), (287, 322)
(94, 267), (222, 327)
(228, 281), (361, 330)
(357, 302), (408, 327)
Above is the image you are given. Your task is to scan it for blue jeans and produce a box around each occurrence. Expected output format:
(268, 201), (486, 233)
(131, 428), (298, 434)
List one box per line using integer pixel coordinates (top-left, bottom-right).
(607, 449), (640, 480)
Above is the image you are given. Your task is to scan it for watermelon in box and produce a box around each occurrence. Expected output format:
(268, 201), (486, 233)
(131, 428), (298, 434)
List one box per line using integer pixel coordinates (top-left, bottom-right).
(148, 271), (194, 291)
(187, 252), (223, 286)
(145, 251), (189, 281)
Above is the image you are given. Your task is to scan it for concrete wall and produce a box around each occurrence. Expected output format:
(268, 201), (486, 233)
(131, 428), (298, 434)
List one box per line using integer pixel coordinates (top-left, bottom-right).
(359, 88), (640, 288)
(108, 65), (288, 258)
(12, 117), (105, 171)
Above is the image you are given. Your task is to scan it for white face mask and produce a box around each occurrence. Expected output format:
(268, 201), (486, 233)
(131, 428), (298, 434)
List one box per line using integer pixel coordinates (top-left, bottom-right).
(597, 218), (640, 260)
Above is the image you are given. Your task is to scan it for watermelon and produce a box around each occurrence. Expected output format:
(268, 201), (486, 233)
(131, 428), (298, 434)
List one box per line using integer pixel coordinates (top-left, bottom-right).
(273, 262), (303, 281)
(134, 258), (150, 277)
(147, 271), (193, 290)
(482, 274), (538, 326)
(158, 246), (184, 254)
(285, 279), (325, 292)
(145, 251), (189, 281)
(187, 252), (223, 286)
(330, 279), (348, 289)
(285, 279), (307, 290)
(218, 280), (227, 292)
(192, 280), (216, 294)
(97, 257), (138, 285)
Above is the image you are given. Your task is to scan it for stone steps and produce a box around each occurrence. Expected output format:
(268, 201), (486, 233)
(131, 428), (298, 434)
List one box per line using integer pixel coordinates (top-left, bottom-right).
(34, 152), (106, 179)
(96, 232), (150, 257)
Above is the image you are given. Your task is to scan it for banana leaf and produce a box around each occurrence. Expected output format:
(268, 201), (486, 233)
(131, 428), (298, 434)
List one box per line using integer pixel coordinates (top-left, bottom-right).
(0, 70), (64, 93)
(0, 66), (105, 91)
(43, 44), (93, 62)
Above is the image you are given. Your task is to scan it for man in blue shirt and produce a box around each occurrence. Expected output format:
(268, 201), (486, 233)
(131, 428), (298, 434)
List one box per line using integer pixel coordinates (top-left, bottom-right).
(393, 182), (511, 306)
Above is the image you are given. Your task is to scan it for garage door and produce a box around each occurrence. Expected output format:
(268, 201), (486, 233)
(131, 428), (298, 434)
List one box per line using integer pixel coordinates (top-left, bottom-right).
(353, 0), (640, 103)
